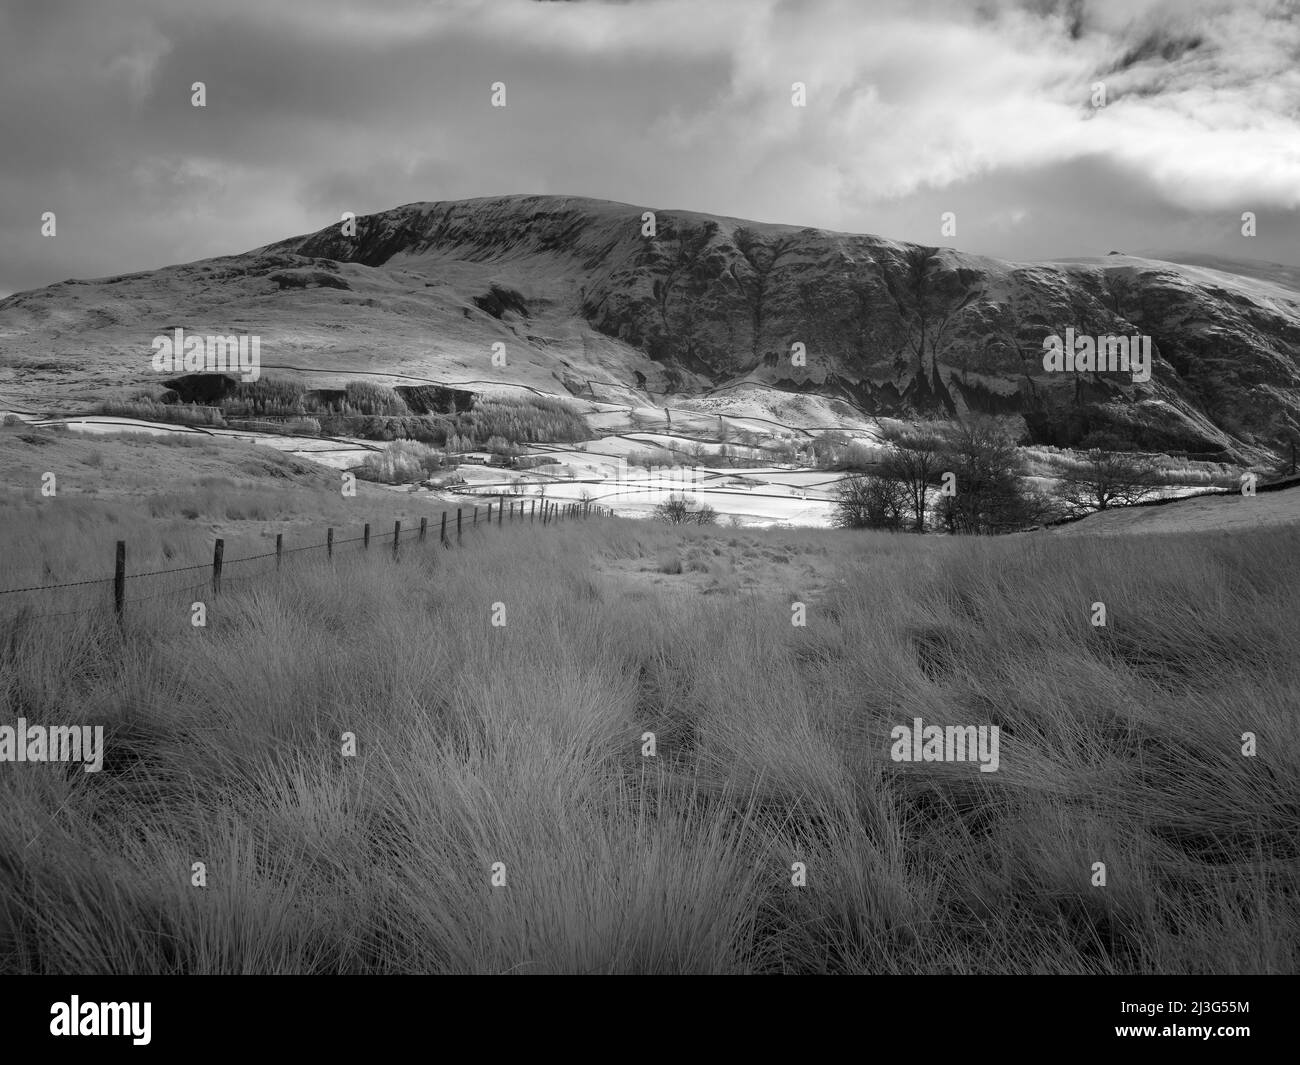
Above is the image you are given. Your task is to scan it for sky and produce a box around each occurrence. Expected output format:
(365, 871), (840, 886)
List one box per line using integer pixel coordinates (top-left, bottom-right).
(2, 0), (1299, 297)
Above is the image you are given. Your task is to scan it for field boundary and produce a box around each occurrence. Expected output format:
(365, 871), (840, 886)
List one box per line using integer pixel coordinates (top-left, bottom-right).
(0, 497), (609, 624)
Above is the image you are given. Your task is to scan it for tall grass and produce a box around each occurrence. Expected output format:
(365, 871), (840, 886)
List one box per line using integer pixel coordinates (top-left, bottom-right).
(0, 515), (1295, 973)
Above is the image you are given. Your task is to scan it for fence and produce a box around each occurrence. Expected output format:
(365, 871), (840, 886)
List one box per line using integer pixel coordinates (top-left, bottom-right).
(0, 497), (612, 625)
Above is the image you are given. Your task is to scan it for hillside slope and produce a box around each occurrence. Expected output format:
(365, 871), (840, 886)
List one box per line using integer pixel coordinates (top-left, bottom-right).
(2, 195), (1298, 461)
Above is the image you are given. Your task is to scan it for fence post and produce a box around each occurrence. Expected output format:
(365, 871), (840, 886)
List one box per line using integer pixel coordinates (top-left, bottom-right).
(393, 520), (401, 560)
(473, 506), (479, 527)
(440, 511), (448, 547)
(114, 541), (125, 620)
(327, 527), (334, 560)
(212, 538), (224, 595)
(457, 508), (463, 545)
(276, 533), (283, 569)
(487, 502), (493, 524)
(498, 497), (504, 526)
(419, 516), (428, 544)
(531, 500), (536, 523)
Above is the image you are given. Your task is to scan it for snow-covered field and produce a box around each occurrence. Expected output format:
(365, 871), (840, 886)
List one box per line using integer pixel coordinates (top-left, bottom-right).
(7, 411), (847, 527)
(8, 406), (1280, 532)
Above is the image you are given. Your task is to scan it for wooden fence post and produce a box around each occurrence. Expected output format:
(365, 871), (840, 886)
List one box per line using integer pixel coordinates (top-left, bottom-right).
(419, 516), (428, 543)
(114, 541), (125, 620)
(276, 533), (283, 569)
(212, 538), (224, 595)
(393, 520), (401, 560)
(327, 527), (334, 559)
(498, 496), (504, 526)
(487, 502), (493, 524)
(473, 506), (479, 527)
(531, 500), (536, 523)
(363, 523), (371, 550)
(440, 511), (448, 547)
(457, 508), (463, 545)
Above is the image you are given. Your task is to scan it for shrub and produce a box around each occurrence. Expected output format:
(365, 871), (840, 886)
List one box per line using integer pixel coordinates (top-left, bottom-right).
(655, 548), (682, 573)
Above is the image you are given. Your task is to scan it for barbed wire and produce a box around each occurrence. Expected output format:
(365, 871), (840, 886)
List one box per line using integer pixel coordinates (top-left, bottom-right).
(0, 575), (114, 596)
(0, 504), (601, 617)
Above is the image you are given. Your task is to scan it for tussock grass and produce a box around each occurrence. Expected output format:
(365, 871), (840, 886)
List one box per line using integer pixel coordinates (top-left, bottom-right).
(0, 507), (1296, 973)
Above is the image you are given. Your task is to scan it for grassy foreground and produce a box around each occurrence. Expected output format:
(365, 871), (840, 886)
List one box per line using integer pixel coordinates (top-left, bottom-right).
(0, 441), (1297, 973)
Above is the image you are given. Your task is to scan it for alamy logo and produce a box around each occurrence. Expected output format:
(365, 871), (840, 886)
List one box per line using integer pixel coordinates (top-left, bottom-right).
(50, 997), (151, 1045)
(1042, 327), (1151, 383)
(151, 327), (261, 382)
(890, 717), (1000, 772)
(0, 719), (104, 772)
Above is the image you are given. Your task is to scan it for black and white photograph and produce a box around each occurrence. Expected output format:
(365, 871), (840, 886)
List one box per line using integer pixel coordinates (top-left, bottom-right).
(0, 0), (1295, 1025)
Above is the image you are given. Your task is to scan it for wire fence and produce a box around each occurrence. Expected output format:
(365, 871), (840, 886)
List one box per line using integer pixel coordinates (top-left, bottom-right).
(0, 497), (610, 625)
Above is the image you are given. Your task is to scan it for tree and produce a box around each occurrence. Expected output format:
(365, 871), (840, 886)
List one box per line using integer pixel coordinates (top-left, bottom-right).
(654, 493), (718, 525)
(833, 474), (908, 530)
(1056, 450), (1159, 515)
(812, 431), (850, 469)
(879, 427), (946, 532)
(933, 416), (1043, 533)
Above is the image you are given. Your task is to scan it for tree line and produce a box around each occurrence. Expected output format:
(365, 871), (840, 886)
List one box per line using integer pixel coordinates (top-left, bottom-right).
(833, 416), (1173, 534)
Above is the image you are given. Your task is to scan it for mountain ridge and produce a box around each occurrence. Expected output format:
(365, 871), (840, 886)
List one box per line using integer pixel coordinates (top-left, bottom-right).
(2, 194), (1297, 462)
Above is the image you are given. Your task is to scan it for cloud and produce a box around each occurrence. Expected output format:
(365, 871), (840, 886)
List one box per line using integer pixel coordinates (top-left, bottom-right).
(0, 0), (1296, 295)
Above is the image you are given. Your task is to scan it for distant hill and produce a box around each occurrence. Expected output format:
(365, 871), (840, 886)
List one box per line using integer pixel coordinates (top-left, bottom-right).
(1135, 251), (1300, 295)
(2, 194), (1298, 462)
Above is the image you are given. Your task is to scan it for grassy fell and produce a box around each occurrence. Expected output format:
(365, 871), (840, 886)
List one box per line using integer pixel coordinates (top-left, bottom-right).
(0, 432), (1296, 973)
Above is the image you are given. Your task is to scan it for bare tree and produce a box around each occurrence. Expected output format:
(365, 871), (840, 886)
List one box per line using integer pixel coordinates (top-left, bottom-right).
(833, 474), (908, 530)
(879, 426), (946, 532)
(1056, 450), (1159, 515)
(654, 494), (718, 526)
(933, 416), (1043, 533)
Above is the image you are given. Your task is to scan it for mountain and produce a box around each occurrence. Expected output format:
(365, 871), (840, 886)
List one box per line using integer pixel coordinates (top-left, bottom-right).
(2, 194), (1298, 461)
